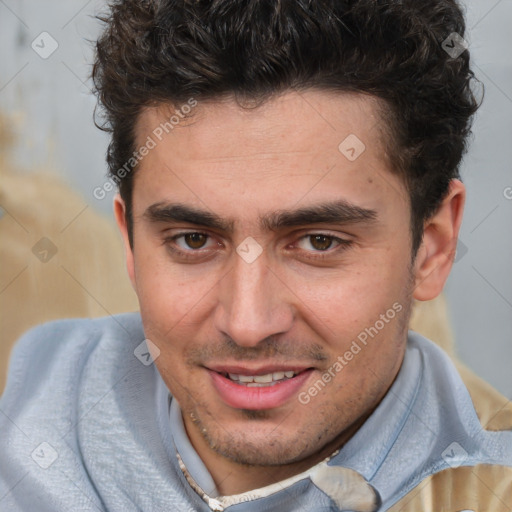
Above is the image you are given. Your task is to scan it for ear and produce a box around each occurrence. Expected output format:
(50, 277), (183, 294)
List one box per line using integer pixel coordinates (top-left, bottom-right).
(413, 179), (465, 301)
(114, 194), (137, 290)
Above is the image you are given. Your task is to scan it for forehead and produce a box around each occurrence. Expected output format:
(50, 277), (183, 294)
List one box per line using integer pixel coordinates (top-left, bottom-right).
(132, 90), (406, 219)
(136, 90), (387, 160)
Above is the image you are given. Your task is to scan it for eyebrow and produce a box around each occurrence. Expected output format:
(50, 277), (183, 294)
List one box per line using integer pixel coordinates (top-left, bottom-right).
(143, 200), (378, 233)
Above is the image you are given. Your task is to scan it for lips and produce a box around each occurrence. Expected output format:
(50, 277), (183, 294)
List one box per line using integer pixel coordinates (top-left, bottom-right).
(207, 365), (314, 410)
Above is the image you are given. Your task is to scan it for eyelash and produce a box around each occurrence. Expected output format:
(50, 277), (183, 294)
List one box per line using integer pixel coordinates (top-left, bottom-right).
(163, 231), (353, 261)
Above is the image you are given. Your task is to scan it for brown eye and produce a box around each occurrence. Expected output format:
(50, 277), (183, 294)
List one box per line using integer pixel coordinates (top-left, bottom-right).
(184, 233), (208, 249)
(309, 235), (334, 251)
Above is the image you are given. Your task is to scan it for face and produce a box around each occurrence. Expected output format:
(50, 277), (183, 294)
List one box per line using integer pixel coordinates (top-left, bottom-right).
(119, 90), (417, 471)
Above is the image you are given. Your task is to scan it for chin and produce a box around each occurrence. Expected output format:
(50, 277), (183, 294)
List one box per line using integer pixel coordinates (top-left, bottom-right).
(194, 407), (335, 467)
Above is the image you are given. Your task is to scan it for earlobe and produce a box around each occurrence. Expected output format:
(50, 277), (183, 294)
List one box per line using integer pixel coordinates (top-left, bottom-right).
(413, 179), (466, 301)
(113, 194), (137, 290)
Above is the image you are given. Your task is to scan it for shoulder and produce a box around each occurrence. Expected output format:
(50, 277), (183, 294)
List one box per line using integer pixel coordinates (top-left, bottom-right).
(0, 313), (148, 511)
(1, 313), (145, 403)
(0, 313), (146, 439)
(388, 331), (512, 511)
(407, 330), (512, 434)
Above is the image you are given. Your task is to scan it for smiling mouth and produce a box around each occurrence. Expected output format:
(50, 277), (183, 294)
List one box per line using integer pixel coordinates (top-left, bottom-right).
(208, 367), (315, 409)
(220, 370), (302, 387)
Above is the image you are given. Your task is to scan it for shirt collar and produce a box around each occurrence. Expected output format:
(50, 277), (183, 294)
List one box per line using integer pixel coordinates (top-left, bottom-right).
(330, 337), (423, 481)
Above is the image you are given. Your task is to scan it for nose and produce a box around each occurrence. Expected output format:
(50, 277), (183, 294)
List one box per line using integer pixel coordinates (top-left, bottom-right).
(214, 250), (294, 348)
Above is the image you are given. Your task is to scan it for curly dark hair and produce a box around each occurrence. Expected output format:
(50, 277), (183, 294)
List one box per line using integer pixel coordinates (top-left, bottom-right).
(92, 0), (480, 253)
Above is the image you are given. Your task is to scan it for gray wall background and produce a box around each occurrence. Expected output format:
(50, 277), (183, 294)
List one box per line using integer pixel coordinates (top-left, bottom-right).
(1, 0), (511, 397)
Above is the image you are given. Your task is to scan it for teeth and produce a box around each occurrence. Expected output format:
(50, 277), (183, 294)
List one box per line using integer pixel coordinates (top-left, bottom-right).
(226, 371), (298, 385)
(253, 374), (273, 383)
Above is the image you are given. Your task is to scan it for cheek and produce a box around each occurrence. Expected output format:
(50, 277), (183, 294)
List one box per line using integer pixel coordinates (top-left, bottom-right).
(132, 241), (221, 336)
(290, 252), (409, 337)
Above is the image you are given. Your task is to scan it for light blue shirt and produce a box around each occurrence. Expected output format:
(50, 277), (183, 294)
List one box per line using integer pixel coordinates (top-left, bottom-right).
(0, 313), (510, 511)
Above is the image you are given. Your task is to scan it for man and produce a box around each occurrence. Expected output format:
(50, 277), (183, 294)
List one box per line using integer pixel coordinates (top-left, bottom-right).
(1, 0), (511, 510)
